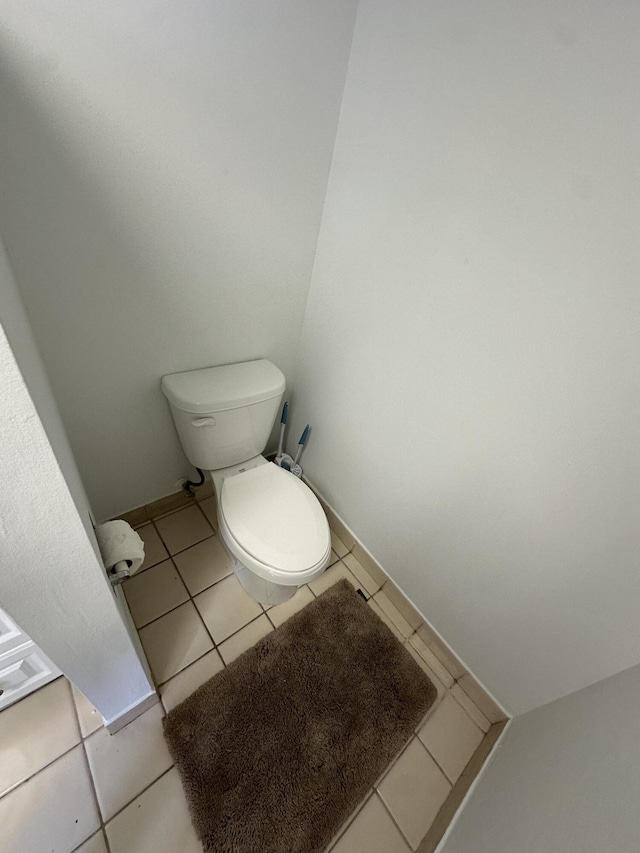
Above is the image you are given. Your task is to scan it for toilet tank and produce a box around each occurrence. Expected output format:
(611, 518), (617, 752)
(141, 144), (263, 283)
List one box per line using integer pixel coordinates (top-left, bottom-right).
(161, 360), (286, 470)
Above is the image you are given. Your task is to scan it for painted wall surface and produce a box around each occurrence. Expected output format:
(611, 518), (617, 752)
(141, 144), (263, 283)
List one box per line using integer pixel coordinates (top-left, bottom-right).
(0, 241), (154, 722)
(290, 0), (640, 714)
(0, 0), (357, 519)
(441, 663), (640, 852)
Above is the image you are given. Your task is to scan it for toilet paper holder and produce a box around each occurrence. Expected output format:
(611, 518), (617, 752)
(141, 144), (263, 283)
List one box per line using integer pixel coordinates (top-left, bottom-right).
(109, 560), (132, 587)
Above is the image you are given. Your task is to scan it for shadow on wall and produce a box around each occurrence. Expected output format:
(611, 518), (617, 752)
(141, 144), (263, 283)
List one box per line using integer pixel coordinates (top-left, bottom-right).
(0, 12), (323, 518)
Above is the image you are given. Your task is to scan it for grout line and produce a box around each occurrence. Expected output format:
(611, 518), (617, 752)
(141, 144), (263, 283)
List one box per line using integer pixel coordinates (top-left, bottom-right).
(135, 597), (197, 634)
(192, 598), (220, 654)
(149, 503), (215, 553)
(153, 610), (268, 688)
(70, 830), (109, 853)
(377, 792), (415, 851)
(325, 788), (375, 850)
(156, 646), (224, 694)
(133, 564), (233, 635)
(144, 498), (201, 523)
(0, 739), (80, 802)
(151, 527), (216, 561)
(102, 765), (175, 829)
(172, 562), (233, 601)
(414, 716), (457, 785)
(78, 738), (113, 853)
(373, 729), (416, 792)
(127, 565), (191, 630)
(68, 678), (113, 853)
(215, 612), (272, 653)
(375, 738), (427, 849)
(129, 554), (172, 577)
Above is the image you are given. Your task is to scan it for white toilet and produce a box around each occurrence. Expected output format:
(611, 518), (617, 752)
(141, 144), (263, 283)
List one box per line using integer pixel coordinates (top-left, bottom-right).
(161, 359), (331, 605)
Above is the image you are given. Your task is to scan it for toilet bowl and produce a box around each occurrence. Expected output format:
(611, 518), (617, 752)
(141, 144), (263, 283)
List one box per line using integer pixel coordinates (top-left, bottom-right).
(161, 359), (331, 605)
(212, 456), (330, 604)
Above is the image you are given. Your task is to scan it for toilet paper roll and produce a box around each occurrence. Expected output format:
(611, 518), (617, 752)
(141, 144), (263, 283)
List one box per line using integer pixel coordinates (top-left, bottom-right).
(95, 520), (145, 575)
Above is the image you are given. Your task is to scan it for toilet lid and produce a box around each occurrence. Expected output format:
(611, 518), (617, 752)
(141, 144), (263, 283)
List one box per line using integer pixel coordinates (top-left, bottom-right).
(220, 464), (329, 573)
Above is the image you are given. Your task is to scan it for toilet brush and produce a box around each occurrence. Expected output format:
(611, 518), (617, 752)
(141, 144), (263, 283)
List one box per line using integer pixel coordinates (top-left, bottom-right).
(275, 402), (288, 467)
(275, 402), (296, 471)
(285, 425), (309, 478)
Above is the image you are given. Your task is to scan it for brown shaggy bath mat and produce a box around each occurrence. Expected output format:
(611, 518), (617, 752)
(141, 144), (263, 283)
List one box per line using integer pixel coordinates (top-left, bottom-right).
(163, 579), (436, 853)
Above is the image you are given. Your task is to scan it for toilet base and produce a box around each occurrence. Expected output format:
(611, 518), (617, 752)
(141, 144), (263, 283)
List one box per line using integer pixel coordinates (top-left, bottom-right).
(232, 557), (298, 606)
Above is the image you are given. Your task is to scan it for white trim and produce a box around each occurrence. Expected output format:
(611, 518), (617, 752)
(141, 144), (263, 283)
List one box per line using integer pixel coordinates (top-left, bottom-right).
(105, 690), (158, 734)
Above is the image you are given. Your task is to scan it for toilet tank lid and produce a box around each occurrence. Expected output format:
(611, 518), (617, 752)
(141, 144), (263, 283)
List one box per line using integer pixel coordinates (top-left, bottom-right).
(161, 359), (285, 414)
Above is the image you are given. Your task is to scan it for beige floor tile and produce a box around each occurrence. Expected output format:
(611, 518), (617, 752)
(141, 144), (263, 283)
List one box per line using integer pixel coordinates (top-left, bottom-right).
(75, 830), (109, 853)
(138, 601), (213, 684)
(331, 794), (410, 853)
(368, 597), (405, 642)
(105, 767), (202, 853)
(381, 582), (423, 631)
(173, 536), (232, 595)
(85, 702), (172, 820)
(351, 542), (388, 589)
(198, 495), (217, 528)
(154, 505), (213, 554)
(377, 738), (451, 849)
(136, 524), (169, 570)
(372, 592), (414, 638)
(160, 650), (225, 713)
(330, 529), (350, 558)
(327, 548), (340, 567)
(418, 693), (484, 784)
(343, 552), (382, 596)
(308, 560), (360, 597)
(0, 677), (80, 796)
(218, 615), (273, 664)
(267, 585), (314, 628)
(124, 560), (189, 628)
(408, 634), (455, 689)
(194, 574), (263, 643)
(451, 683), (491, 733)
(71, 683), (103, 737)
(0, 745), (99, 853)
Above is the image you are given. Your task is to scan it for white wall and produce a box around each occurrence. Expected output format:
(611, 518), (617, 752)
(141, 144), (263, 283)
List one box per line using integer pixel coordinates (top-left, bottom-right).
(0, 0), (357, 520)
(0, 239), (154, 724)
(441, 662), (640, 852)
(290, 0), (640, 714)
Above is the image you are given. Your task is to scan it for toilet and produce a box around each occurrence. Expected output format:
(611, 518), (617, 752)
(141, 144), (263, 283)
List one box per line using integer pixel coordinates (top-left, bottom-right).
(161, 359), (331, 605)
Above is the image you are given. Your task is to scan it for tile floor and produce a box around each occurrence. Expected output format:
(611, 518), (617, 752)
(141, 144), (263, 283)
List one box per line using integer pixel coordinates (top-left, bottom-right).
(0, 498), (499, 853)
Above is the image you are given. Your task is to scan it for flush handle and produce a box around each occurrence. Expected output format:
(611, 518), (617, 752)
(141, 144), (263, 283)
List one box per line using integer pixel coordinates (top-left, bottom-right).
(191, 417), (216, 428)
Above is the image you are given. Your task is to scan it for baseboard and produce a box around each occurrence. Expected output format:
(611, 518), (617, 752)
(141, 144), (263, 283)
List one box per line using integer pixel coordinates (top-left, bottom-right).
(105, 690), (159, 734)
(428, 717), (512, 853)
(108, 478), (214, 527)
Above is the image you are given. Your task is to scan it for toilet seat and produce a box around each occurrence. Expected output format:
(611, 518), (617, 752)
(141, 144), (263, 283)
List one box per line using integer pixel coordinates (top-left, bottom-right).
(218, 463), (331, 585)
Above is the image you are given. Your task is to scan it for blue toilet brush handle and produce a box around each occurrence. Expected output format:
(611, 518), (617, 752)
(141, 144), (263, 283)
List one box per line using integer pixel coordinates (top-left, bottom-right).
(276, 402), (288, 459)
(294, 425), (309, 465)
